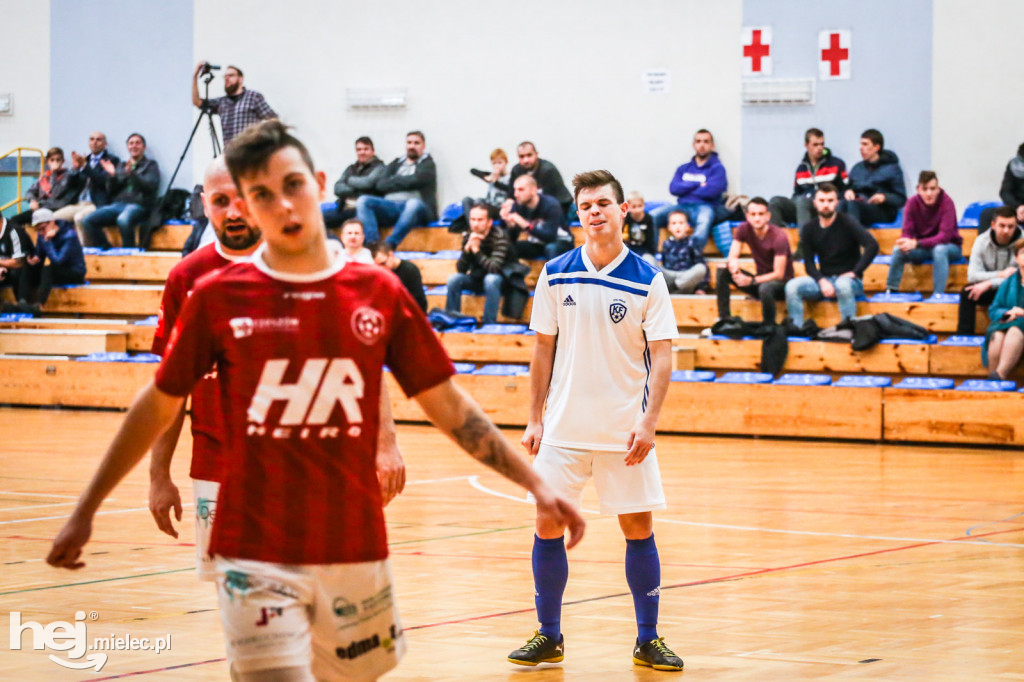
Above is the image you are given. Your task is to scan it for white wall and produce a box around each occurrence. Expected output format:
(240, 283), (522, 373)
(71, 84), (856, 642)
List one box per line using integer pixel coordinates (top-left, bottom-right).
(932, 0), (1024, 206)
(194, 0), (742, 206)
(0, 0), (50, 154)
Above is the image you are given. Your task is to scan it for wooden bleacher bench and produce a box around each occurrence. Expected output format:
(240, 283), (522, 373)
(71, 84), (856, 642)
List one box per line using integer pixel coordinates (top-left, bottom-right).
(0, 284), (163, 316)
(85, 251), (181, 282)
(0, 328), (127, 355)
(0, 317), (156, 352)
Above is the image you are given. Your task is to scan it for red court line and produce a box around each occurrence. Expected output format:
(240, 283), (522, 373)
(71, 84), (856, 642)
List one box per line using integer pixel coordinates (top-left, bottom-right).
(390, 549), (765, 571)
(73, 525), (1024, 678)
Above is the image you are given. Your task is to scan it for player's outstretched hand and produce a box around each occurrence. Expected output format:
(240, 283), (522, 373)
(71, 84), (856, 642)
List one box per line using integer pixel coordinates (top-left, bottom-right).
(148, 478), (182, 538)
(624, 422), (655, 466)
(376, 442), (407, 507)
(46, 515), (92, 570)
(521, 421), (543, 456)
(533, 486), (585, 549)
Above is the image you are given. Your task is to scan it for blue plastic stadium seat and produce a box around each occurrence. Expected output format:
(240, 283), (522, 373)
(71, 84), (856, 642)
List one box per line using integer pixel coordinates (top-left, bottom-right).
(474, 324), (528, 335)
(872, 209), (903, 229)
(956, 379), (1017, 392)
(869, 292), (923, 303)
(431, 250), (462, 259)
(165, 219), (188, 225)
(644, 201), (668, 213)
(772, 373), (832, 386)
(939, 335), (984, 347)
(715, 371), (773, 384)
(76, 352), (131, 362)
(320, 201), (335, 212)
(834, 375), (892, 388)
(873, 255), (892, 265)
(100, 247), (144, 256)
(894, 377), (955, 390)
(0, 312), (33, 322)
(425, 285), (448, 296)
(441, 202), (463, 222)
(453, 362), (476, 374)
(82, 247), (104, 255)
(924, 293), (960, 304)
(134, 315), (159, 326)
(959, 201), (1000, 228)
(395, 251), (431, 260)
(473, 363), (529, 376)
(880, 334), (937, 345)
(126, 353), (161, 363)
(670, 370), (716, 382)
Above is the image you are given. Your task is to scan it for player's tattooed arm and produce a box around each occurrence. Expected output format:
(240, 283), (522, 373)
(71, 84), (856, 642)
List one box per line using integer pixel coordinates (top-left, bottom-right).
(415, 378), (586, 549)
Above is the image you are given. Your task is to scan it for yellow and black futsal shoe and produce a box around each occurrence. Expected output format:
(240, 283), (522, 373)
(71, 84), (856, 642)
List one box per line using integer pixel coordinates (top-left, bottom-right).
(507, 630), (565, 666)
(632, 637), (684, 671)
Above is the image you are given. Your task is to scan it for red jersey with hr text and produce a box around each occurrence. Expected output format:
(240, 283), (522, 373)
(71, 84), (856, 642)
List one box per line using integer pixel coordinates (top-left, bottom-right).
(154, 248), (455, 564)
(152, 242), (246, 482)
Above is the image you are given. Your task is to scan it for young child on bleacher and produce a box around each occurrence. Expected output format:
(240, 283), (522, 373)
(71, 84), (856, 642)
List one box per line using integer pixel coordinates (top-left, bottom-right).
(660, 209), (709, 294)
(624, 190), (659, 263)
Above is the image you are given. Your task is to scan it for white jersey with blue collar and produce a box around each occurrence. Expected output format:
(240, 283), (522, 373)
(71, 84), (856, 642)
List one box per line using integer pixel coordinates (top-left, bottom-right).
(529, 244), (678, 451)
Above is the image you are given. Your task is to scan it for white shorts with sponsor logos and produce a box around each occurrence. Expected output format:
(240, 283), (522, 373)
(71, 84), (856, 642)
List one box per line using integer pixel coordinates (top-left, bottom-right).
(215, 556), (404, 680)
(192, 479), (219, 582)
(530, 443), (666, 515)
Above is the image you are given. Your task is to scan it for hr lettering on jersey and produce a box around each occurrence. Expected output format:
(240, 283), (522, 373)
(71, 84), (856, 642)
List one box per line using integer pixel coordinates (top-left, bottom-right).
(246, 358), (365, 439)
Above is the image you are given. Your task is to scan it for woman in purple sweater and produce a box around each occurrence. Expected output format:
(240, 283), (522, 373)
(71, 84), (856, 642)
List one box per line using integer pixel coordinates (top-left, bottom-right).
(886, 171), (963, 293)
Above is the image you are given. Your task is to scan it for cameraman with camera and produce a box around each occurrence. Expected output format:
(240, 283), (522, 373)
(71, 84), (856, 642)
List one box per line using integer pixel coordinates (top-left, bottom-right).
(192, 62), (277, 143)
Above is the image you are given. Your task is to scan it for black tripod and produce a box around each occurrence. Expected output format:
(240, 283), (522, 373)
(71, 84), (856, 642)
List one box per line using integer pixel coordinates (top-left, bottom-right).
(166, 69), (221, 191)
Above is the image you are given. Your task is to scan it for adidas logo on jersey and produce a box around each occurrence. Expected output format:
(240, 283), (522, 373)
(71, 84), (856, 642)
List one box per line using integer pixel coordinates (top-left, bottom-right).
(562, 295), (576, 307)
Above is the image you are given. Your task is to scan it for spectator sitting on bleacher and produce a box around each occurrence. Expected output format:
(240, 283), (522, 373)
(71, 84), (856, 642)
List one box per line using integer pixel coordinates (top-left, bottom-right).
(624, 190), (659, 263)
(14, 209), (85, 315)
(467, 148), (511, 215)
(717, 197), (793, 323)
(886, 171), (962, 294)
(55, 131), (119, 234)
(769, 127), (847, 228)
(959, 206), (1022, 334)
(508, 141), (573, 216)
(839, 128), (906, 226)
(660, 210), (708, 294)
(0, 212), (33, 308)
(356, 130), (437, 247)
(502, 175), (573, 261)
(979, 141), (1024, 233)
(786, 184), (879, 326)
(372, 242), (427, 312)
(983, 238), (1024, 380)
(81, 133), (160, 250)
(650, 129), (731, 256)
(339, 219), (374, 265)
(10, 148), (80, 228)
(324, 136), (385, 230)
(446, 203), (513, 326)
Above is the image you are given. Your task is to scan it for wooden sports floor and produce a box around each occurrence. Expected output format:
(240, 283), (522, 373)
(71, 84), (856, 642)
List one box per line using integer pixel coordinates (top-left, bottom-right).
(1, 406), (1022, 680)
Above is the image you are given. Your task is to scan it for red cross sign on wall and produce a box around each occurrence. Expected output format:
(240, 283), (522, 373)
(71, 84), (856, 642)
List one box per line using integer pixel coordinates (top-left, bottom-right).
(741, 26), (772, 76)
(819, 29), (851, 80)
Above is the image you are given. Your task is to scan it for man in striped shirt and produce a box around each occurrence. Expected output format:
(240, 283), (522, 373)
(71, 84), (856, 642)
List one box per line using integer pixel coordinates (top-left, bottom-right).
(193, 62), (277, 143)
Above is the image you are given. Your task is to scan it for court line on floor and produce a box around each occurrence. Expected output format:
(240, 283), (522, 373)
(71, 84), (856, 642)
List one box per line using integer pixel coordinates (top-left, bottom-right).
(0, 503), (194, 526)
(468, 477), (1024, 549)
(0, 490), (83, 499)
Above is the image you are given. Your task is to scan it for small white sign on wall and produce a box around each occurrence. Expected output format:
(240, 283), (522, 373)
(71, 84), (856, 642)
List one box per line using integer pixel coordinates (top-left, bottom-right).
(643, 70), (671, 94)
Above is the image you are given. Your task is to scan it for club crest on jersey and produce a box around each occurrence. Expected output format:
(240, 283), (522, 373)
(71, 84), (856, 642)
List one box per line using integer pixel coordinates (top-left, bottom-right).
(351, 306), (385, 345)
(609, 300), (628, 324)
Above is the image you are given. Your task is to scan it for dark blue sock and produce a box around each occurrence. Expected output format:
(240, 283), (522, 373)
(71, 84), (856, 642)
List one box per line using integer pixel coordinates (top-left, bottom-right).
(625, 533), (660, 642)
(532, 535), (568, 639)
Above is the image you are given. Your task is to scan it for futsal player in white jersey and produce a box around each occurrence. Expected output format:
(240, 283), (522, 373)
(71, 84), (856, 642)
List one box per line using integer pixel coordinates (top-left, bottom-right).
(508, 170), (684, 671)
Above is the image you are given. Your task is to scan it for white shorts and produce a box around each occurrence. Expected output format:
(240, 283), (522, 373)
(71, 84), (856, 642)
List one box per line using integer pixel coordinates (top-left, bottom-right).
(531, 443), (666, 515)
(192, 479), (219, 582)
(215, 556), (405, 680)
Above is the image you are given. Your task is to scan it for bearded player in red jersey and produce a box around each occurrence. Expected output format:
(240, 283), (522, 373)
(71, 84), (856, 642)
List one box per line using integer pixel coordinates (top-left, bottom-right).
(146, 157), (407, 584)
(47, 120), (585, 681)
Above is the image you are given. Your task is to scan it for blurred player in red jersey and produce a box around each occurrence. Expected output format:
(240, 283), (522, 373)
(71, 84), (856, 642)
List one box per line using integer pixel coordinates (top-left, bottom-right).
(146, 157), (408, 584)
(47, 120), (585, 681)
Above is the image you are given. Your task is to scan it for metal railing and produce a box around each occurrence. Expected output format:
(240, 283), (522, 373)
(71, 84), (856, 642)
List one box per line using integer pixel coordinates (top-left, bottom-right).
(0, 147), (44, 214)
